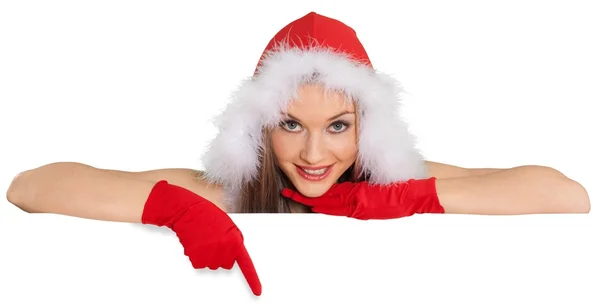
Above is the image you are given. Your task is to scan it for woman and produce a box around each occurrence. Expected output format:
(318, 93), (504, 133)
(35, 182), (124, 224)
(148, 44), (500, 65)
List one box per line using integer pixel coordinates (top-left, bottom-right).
(5, 12), (590, 296)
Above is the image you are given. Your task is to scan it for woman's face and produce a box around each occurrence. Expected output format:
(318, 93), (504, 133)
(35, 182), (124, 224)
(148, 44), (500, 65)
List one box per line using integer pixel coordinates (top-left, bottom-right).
(271, 84), (358, 197)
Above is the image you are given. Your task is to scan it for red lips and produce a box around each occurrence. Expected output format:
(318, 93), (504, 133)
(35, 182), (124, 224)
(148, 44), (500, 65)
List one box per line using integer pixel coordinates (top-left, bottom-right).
(294, 164), (334, 181)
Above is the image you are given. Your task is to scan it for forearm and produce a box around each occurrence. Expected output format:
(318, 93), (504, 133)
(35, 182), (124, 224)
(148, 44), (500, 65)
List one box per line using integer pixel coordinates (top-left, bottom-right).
(6, 162), (155, 223)
(425, 160), (502, 179)
(435, 166), (590, 214)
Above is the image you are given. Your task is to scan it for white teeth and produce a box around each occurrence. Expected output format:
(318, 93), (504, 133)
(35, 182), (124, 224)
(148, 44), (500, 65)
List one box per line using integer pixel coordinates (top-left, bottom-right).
(303, 168), (327, 175)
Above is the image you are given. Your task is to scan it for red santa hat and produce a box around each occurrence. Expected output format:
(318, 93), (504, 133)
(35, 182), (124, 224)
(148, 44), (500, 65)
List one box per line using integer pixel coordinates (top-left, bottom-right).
(201, 12), (428, 210)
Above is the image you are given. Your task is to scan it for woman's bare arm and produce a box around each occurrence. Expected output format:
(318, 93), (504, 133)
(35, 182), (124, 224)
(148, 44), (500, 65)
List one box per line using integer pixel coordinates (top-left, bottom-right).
(5, 162), (226, 223)
(435, 165), (590, 214)
(425, 160), (502, 179)
(117, 168), (225, 208)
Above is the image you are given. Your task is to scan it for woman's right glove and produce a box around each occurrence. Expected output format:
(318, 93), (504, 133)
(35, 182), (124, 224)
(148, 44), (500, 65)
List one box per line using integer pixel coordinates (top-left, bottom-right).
(141, 180), (262, 296)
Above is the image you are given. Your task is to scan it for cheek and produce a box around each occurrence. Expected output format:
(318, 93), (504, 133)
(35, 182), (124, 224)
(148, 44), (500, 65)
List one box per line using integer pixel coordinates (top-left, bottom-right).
(325, 133), (358, 162)
(271, 130), (300, 163)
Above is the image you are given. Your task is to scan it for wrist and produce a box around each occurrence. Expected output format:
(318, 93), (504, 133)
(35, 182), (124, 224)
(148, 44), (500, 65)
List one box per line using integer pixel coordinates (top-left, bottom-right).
(405, 177), (445, 214)
(141, 180), (210, 227)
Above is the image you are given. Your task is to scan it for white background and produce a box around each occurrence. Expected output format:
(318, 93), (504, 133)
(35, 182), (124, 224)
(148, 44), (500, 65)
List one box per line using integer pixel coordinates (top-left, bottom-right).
(1, 0), (598, 306)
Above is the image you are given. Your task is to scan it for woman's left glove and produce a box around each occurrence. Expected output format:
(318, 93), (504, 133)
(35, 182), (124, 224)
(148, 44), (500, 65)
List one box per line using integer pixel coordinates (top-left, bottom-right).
(281, 177), (445, 220)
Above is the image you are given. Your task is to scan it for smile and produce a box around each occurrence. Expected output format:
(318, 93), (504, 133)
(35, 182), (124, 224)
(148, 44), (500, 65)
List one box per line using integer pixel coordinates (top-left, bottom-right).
(295, 164), (334, 181)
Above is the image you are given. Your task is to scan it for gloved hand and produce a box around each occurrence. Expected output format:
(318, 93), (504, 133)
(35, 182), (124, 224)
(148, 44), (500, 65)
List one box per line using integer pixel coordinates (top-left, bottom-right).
(141, 180), (262, 296)
(281, 177), (445, 220)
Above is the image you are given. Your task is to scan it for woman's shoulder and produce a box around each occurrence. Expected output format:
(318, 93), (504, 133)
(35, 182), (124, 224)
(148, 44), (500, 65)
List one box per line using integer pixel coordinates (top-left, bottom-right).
(133, 168), (227, 211)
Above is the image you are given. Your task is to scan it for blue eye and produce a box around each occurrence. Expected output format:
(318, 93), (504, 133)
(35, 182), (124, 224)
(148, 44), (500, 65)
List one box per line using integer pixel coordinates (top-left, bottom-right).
(329, 121), (349, 133)
(280, 120), (301, 132)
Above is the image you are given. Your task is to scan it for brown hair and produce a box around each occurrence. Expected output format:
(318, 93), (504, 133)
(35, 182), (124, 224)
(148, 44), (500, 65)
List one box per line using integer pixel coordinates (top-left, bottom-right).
(236, 129), (295, 213)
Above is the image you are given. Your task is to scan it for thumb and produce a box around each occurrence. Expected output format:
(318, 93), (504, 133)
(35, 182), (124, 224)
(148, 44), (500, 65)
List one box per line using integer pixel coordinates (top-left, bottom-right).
(236, 245), (262, 296)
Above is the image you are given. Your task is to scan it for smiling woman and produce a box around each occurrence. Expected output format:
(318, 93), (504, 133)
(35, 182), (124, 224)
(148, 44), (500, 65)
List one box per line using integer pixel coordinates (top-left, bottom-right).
(5, 11), (590, 297)
(201, 12), (430, 214)
(273, 85), (357, 194)
(238, 84), (360, 213)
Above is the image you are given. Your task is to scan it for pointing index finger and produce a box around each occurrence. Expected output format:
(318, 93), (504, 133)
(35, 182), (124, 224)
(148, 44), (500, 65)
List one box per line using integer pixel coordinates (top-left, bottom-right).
(236, 244), (262, 296)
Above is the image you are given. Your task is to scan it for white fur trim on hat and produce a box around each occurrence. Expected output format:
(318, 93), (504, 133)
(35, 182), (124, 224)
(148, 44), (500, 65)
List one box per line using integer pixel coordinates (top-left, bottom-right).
(201, 43), (428, 210)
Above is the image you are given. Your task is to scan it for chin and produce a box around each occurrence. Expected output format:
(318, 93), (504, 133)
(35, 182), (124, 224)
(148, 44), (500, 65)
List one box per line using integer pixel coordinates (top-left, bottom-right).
(293, 184), (332, 198)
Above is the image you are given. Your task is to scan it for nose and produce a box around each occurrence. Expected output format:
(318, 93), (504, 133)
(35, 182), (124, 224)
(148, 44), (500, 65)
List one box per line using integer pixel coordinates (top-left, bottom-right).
(300, 133), (326, 165)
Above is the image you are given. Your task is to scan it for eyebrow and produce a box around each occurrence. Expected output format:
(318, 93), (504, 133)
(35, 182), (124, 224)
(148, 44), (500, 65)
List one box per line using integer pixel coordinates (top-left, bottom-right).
(283, 111), (355, 122)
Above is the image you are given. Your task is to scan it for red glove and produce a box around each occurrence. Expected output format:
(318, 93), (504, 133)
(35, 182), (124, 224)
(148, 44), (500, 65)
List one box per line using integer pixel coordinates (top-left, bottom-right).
(281, 177), (444, 220)
(141, 180), (261, 296)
